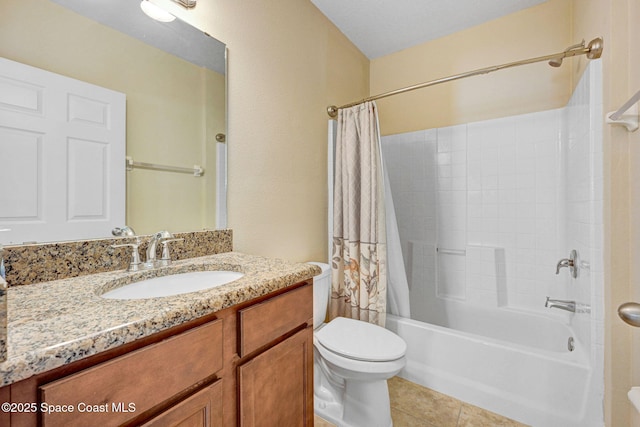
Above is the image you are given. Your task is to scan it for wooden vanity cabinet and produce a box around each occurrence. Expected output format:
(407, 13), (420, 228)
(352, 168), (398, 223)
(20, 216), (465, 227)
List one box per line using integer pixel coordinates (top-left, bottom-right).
(0, 280), (313, 427)
(237, 283), (314, 427)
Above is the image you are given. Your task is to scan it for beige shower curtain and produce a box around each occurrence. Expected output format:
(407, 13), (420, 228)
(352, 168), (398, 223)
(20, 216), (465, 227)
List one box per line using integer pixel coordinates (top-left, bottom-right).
(330, 101), (387, 326)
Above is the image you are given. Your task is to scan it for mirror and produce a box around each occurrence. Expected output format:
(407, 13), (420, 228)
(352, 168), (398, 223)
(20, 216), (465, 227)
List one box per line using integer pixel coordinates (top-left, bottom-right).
(0, 0), (226, 244)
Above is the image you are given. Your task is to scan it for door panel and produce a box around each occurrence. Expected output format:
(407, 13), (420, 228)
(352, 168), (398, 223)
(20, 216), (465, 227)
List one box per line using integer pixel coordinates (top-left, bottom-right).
(0, 57), (125, 244)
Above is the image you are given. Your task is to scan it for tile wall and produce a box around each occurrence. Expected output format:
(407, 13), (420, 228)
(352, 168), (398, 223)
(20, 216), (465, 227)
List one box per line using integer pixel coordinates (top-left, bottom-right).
(382, 131), (437, 320)
(564, 61), (604, 422)
(382, 108), (565, 317)
(381, 62), (603, 322)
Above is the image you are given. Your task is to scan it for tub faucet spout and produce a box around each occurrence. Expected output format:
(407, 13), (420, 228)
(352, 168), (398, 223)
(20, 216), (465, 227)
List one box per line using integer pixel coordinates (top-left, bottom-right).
(545, 297), (576, 313)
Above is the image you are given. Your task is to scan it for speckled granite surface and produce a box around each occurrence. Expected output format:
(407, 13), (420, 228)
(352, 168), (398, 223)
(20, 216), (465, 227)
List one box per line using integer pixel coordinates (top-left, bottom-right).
(0, 277), (6, 363)
(0, 252), (320, 387)
(3, 229), (233, 287)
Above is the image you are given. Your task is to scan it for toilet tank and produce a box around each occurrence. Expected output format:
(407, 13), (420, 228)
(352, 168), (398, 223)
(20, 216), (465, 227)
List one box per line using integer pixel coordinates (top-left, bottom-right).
(308, 262), (330, 328)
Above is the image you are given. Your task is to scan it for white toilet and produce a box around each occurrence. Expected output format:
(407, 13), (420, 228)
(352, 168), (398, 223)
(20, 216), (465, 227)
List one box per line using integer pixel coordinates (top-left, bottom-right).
(309, 262), (407, 427)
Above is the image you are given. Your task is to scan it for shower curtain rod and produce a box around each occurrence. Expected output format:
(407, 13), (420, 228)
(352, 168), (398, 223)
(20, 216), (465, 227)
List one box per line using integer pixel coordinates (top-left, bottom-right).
(326, 37), (603, 118)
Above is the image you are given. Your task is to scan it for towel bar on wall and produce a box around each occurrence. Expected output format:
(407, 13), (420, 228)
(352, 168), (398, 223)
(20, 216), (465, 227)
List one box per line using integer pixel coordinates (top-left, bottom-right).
(436, 248), (466, 256)
(125, 157), (204, 177)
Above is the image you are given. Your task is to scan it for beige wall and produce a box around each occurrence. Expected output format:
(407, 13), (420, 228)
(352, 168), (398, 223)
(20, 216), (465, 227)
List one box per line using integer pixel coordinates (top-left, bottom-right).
(370, 0), (573, 135)
(573, 0), (640, 426)
(0, 0), (225, 236)
(155, 0), (369, 261)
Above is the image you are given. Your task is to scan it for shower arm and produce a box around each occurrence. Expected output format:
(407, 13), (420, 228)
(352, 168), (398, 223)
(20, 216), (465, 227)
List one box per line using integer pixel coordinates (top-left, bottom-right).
(326, 37), (604, 118)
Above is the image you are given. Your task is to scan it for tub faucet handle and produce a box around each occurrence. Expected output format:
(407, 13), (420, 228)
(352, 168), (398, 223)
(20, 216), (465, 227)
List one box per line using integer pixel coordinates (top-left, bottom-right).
(555, 258), (573, 273)
(555, 249), (578, 278)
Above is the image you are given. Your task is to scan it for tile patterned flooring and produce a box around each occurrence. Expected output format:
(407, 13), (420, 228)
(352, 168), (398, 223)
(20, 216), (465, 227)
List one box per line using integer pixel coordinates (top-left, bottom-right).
(314, 376), (529, 427)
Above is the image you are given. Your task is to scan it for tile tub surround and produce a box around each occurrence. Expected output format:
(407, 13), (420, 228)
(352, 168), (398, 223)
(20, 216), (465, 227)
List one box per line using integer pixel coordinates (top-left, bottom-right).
(3, 229), (233, 286)
(0, 251), (320, 387)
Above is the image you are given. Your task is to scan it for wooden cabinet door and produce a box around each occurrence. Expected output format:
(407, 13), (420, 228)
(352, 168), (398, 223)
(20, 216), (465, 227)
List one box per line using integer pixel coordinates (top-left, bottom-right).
(238, 327), (313, 427)
(140, 381), (223, 427)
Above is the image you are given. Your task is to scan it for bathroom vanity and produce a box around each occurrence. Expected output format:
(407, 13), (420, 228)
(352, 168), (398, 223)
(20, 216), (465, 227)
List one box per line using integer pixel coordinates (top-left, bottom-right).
(0, 252), (317, 427)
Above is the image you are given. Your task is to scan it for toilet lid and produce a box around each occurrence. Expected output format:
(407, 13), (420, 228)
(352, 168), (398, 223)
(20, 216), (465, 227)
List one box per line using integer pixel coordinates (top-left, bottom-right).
(315, 317), (406, 362)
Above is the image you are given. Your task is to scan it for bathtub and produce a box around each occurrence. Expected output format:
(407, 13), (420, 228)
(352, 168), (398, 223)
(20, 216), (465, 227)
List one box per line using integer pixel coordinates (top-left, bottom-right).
(386, 304), (598, 427)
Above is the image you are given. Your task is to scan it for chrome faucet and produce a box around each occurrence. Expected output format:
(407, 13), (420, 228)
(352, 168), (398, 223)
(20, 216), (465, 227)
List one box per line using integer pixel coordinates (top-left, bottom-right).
(545, 297), (576, 313)
(112, 226), (136, 237)
(111, 230), (180, 272)
(556, 249), (578, 278)
(144, 231), (174, 269)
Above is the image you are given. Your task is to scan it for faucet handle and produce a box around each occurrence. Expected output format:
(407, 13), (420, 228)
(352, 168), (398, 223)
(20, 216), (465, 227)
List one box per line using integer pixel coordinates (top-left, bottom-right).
(158, 238), (184, 267)
(555, 258), (573, 273)
(555, 249), (578, 278)
(161, 237), (183, 247)
(154, 230), (174, 240)
(111, 240), (143, 272)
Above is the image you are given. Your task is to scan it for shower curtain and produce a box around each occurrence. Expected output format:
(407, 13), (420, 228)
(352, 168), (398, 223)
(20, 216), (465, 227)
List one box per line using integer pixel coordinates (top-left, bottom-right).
(383, 164), (411, 318)
(330, 101), (388, 326)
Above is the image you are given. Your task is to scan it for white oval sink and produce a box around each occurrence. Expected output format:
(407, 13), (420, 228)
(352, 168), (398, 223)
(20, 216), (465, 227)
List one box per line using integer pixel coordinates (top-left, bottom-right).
(100, 271), (244, 300)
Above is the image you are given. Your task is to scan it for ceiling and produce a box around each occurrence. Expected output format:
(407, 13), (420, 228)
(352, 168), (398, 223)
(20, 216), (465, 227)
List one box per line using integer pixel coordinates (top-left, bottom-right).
(311, 0), (549, 59)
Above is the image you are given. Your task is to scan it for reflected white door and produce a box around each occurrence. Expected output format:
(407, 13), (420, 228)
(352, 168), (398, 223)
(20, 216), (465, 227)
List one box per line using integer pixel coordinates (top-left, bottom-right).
(0, 57), (126, 244)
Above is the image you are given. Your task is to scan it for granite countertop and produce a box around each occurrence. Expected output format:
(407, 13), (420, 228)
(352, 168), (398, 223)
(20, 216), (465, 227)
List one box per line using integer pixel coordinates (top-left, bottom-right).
(0, 252), (321, 387)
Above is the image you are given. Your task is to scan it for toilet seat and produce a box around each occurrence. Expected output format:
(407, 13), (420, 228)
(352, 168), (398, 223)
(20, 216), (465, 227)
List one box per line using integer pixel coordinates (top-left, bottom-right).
(315, 317), (406, 362)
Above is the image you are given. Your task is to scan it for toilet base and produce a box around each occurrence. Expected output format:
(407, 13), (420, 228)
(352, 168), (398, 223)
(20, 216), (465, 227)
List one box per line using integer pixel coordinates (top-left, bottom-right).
(314, 376), (393, 427)
(314, 398), (345, 427)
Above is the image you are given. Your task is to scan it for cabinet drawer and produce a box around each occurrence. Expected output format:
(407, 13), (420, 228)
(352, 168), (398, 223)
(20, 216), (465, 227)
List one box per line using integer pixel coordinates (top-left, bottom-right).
(39, 319), (223, 427)
(238, 283), (312, 357)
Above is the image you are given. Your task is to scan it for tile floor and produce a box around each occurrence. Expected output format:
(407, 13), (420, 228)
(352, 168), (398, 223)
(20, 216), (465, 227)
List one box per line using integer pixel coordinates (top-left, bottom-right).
(314, 376), (529, 427)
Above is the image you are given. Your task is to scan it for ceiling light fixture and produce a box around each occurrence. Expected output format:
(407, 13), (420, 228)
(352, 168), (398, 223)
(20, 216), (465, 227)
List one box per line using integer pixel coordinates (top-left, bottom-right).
(140, 0), (176, 22)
